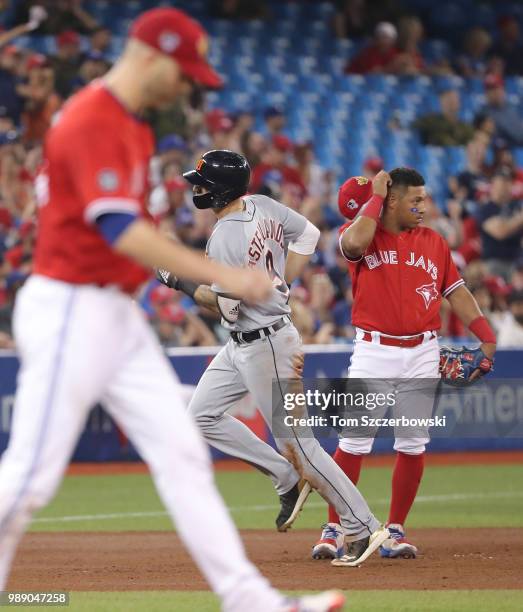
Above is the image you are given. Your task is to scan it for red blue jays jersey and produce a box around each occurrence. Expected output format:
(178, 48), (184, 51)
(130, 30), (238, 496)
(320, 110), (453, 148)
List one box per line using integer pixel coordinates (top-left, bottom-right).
(339, 223), (464, 335)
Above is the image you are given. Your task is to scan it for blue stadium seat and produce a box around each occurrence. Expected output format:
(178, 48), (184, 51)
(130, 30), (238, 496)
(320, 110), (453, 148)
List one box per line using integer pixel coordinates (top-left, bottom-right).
(365, 74), (398, 94)
(514, 148), (523, 167)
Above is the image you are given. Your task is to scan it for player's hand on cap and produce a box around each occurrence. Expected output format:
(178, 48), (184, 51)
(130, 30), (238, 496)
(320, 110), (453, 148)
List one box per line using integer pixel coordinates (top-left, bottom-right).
(225, 268), (273, 304)
(372, 170), (391, 198)
(27, 5), (47, 31)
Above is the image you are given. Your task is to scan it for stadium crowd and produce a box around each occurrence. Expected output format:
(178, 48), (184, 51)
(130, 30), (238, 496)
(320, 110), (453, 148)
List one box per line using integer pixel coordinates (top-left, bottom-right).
(0, 0), (523, 349)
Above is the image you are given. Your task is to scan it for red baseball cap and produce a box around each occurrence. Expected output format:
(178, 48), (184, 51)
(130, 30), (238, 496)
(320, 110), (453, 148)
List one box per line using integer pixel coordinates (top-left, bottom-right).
(338, 176), (373, 220)
(26, 54), (49, 71)
(363, 156), (384, 173)
(484, 73), (504, 90)
(272, 134), (293, 152)
(56, 30), (80, 47)
(129, 8), (222, 89)
(165, 176), (187, 192)
(205, 108), (233, 133)
(159, 304), (186, 324)
(483, 275), (511, 297)
(150, 284), (173, 305)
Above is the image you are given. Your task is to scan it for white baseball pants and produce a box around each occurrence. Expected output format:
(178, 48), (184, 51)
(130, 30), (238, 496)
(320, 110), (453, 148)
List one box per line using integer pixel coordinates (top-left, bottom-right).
(339, 333), (440, 455)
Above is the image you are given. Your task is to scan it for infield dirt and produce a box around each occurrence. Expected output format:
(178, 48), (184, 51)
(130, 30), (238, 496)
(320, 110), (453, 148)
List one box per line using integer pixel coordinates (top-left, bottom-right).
(9, 528), (522, 591)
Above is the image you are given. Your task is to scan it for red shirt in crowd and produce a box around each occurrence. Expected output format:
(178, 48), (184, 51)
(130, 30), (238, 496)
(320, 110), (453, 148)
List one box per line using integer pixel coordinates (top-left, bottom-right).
(250, 163), (307, 198)
(339, 222), (464, 335)
(33, 81), (153, 294)
(346, 44), (399, 74)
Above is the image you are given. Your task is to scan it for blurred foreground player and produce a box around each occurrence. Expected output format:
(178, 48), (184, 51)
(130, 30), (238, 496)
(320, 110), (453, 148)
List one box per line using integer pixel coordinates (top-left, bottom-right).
(313, 170), (496, 562)
(0, 8), (344, 612)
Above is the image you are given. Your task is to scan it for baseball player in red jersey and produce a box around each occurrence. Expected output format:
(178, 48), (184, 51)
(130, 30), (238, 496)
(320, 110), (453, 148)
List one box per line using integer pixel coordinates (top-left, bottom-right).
(0, 8), (345, 612)
(313, 168), (496, 561)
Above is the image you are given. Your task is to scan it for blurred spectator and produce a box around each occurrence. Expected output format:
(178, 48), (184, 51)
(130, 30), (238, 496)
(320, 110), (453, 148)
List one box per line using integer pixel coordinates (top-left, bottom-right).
(264, 106), (286, 137)
(12, 0), (99, 35)
(88, 25), (112, 56)
(251, 134), (306, 198)
(388, 15), (424, 75)
(346, 21), (398, 74)
(456, 27), (492, 78)
(146, 99), (192, 142)
(472, 112), (496, 141)
(362, 156), (383, 179)
(149, 284), (217, 347)
(205, 108), (234, 150)
(209, 0), (268, 20)
(413, 88), (474, 146)
(289, 293), (334, 345)
(485, 139), (523, 200)
(490, 16), (523, 76)
(448, 135), (489, 207)
(72, 50), (110, 91)
(18, 54), (61, 144)
(511, 258), (523, 291)
(242, 131), (267, 169)
(0, 5), (47, 47)
(476, 169), (523, 279)
(497, 289), (523, 347)
(149, 176), (193, 241)
(481, 74), (523, 147)
(294, 141), (328, 201)
(424, 193), (462, 251)
(333, 0), (368, 39)
(150, 134), (189, 187)
(50, 30), (83, 98)
(229, 109), (254, 156)
(0, 47), (25, 128)
(333, 0), (403, 39)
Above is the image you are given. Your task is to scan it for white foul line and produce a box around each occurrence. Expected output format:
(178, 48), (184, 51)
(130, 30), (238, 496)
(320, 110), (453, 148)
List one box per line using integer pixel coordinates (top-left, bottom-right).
(31, 491), (523, 525)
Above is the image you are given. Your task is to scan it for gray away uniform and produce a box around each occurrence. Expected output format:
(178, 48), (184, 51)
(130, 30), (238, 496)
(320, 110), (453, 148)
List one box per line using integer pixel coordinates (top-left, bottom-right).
(187, 194), (379, 537)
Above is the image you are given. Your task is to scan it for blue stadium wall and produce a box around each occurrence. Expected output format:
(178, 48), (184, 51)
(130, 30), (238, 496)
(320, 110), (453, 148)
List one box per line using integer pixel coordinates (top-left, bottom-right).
(0, 346), (521, 461)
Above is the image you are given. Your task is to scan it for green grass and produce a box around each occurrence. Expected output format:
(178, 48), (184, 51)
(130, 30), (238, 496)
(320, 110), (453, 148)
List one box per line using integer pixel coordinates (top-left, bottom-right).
(30, 463), (523, 532)
(18, 590), (522, 612)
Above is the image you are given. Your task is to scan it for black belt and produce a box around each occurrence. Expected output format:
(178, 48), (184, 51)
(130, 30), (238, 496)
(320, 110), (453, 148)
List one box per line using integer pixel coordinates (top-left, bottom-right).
(231, 317), (288, 344)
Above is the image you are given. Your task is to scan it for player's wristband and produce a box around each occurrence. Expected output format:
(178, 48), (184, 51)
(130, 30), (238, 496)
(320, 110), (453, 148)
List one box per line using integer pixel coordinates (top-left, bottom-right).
(176, 279), (199, 299)
(359, 194), (384, 222)
(468, 316), (496, 344)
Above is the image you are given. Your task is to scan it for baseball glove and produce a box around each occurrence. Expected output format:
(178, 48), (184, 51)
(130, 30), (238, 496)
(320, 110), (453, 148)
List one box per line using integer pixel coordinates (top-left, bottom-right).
(439, 346), (494, 386)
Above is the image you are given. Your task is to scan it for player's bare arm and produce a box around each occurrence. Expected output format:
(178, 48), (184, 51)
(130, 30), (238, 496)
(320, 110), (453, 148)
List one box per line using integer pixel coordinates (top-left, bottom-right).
(193, 285), (220, 314)
(340, 170), (390, 259)
(446, 285), (497, 359)
(115, 219), (272, 303)
(482, 209), (523, 240)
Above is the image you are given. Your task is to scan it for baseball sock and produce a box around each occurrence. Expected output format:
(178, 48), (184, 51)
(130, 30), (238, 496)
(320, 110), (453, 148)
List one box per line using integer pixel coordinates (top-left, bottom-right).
(327, 448), (364, 524)
(388, 451), (425, 526)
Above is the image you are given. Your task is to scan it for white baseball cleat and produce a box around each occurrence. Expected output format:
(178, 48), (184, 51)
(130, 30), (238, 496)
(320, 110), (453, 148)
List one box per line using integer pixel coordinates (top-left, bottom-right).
(379, 523), (418, 559)
(331, 526), (390, 567)
(311, 523), (345, 560)
(280, 589), (346, 611)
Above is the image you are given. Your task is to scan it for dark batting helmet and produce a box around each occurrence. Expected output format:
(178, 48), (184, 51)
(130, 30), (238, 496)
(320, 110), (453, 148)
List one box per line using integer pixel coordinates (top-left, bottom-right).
(183, 149), (251, 209)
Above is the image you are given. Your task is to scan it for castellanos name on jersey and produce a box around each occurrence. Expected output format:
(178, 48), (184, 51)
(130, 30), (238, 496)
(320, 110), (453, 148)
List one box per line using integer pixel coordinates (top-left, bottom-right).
(206, 195), (307, 332)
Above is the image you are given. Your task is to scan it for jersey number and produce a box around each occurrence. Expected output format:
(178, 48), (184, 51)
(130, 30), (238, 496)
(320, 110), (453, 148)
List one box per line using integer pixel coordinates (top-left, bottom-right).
(265, 248), (289, 299)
